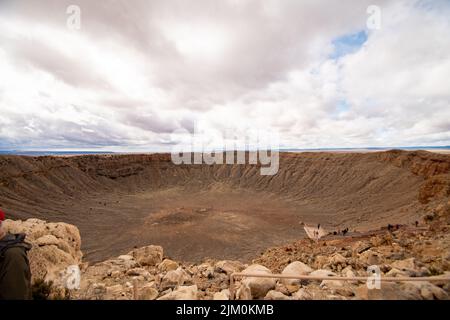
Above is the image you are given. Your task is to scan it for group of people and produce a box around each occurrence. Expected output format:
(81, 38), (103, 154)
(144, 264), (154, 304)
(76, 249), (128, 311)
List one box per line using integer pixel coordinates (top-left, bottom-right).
(331, 227), (349, 236)
(387, 224), (402, 231)
(387, 221), (420, 232)
(0, 208), (32, 300)
(301, 221), (351, 241)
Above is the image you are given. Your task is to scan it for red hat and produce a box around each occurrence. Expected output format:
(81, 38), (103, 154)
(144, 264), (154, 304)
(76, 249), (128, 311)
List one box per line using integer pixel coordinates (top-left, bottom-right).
(0, 209), (5, 221)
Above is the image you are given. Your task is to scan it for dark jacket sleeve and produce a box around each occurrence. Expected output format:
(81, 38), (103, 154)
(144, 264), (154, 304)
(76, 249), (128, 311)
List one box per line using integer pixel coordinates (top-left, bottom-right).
(0, 246), (32, 300)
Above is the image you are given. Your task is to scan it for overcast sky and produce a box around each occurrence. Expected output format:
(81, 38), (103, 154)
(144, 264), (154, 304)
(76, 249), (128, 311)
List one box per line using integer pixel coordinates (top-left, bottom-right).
(0, 0), (449, 151)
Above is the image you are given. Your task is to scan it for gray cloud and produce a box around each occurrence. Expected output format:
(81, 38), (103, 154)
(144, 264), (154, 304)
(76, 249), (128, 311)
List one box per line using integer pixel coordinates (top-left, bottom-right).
(4, 36), (111, 90)
(0, 0), (449, 150)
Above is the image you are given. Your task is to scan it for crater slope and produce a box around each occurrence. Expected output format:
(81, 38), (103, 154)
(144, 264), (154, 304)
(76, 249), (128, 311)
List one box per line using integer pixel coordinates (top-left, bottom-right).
(0, 150), (448, 263)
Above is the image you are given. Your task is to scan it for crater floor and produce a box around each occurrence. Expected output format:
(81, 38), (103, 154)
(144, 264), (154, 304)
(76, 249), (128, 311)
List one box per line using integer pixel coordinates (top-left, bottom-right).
(1, 151), (447, 262)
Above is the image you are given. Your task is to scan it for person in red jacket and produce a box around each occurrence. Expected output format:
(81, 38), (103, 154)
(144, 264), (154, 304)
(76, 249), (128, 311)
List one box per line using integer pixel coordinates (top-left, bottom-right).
(0, 209), (32, 300)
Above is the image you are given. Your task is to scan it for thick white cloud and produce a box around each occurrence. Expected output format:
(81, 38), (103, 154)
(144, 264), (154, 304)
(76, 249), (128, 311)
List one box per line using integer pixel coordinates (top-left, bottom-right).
(0, 0), (448, 150)
(337, 1), (450, 146)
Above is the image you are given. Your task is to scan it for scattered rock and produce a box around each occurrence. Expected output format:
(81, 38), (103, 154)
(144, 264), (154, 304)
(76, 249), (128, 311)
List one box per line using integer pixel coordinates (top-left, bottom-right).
(291, 288), (313, 300)
(197, 262), (215, 278)
(106, 284), (124, 297)
(213, 289), (230, 300)
(320, 279), (344, 289)
(126, 267), (149, 277)
(391, 258), (417, 275)
(280, 261), (313, 286)
(273, 283), (287, 295)
(308, 269), (337, 284)
(215, 260), (244, 275)
(404, 281), (448, 300)
(352, 241), (372, 254)
(158, 259), (179, 273)
(285, 284), (300, 294)
(129, 245), (163, 266)
(241, 264), (276, 299)
(92, 282), (107, 296)
(264, 290), (291, 300)
(354, 282), (422, 300)
(330, 253), (346, 266)
(314, 255), (329, 269)
(385, 268), (409, 278)
(391, 257), (416, 269)
(160, 267), (191, 290)
(341, 266), (359, 285)
(8, 199), (449, 302)
(139, 285), (158, 300)
(320, 280), (354, 297)
(158, 285), (198, 300)
(359, 250), (381, 266)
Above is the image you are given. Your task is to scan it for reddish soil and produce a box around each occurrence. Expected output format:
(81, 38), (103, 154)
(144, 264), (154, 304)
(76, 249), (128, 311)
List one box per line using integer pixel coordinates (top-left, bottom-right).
(0, 150), (448, 263)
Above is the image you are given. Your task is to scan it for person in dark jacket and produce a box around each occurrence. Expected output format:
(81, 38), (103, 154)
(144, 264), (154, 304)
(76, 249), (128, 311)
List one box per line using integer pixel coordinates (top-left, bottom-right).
(0, 209), (32, 300)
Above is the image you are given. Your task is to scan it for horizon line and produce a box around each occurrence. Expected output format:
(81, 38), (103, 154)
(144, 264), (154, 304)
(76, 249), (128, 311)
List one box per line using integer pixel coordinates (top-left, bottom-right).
(0, 145), (449, 155)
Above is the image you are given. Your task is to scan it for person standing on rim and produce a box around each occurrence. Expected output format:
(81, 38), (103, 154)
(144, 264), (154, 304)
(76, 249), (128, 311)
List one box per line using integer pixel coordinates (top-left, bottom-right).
(0, 208), (32, 300)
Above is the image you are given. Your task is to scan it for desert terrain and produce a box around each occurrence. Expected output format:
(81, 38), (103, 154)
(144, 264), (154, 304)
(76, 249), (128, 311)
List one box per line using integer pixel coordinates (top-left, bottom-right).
(0, 150), (448, 265)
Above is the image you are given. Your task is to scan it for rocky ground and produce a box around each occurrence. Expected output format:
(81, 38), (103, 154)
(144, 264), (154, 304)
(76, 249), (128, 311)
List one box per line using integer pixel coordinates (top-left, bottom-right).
(2, 150), (448, 263)
(3, 218), (82, 286)
(3, 200), (449, 300)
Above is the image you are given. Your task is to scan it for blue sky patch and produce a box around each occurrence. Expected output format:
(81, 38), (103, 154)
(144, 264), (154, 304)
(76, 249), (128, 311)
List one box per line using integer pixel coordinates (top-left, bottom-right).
(336, 99), (350, 113)
(329, 30), (368, 60)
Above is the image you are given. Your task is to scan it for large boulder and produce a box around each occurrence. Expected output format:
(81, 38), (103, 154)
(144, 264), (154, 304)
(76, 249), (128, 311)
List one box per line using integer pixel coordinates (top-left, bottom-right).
(241, 264), (276, 299)
(390, 258), (418, 275)
(308, 269), (337, 284)
(113, 255), (138, 269)
(403, 281), (448, 300)
(196, 262), (215, 278)
(330, 253), (347, 266)
(129, 245), (163, 266)
(215, 260), (244, 275)
(354, 282), (422, 300)
(320, 280), (355, 297)
(157, 285), (198, 300)
(160, 267), (191, 290)
(385, 267), (409, 278)
(280, 261), (313, 286)
(359, 250), (382, 266)
(309, 269), (336, 277)
(139, 285), (159, 300)
(158, 259), (179, 273)
(291, 288), (313, 300)
(105, 284), (126, 299)
(264, 290), (291, 300)
(2, 218), (82, 285)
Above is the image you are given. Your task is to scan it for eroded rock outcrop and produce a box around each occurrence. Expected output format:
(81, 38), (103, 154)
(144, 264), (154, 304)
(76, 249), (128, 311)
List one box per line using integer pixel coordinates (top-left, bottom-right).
(2, 218), (82, 285)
